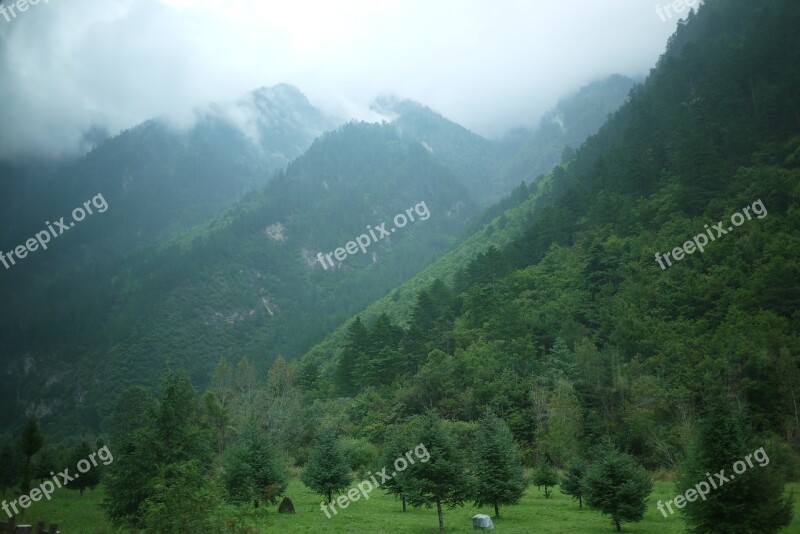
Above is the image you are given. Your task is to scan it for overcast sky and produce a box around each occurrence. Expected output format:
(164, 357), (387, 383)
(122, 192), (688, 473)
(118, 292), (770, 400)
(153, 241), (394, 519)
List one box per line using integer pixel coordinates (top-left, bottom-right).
(0, 0), (689, 159)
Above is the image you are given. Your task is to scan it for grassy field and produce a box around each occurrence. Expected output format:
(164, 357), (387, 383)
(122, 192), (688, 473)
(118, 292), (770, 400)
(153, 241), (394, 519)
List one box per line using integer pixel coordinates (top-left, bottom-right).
(11, 480), (800, 533)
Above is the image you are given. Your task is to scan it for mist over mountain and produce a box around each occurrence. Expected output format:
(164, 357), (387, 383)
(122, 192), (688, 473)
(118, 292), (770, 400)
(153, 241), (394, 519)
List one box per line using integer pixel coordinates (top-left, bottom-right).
(0, 1), (798, 532)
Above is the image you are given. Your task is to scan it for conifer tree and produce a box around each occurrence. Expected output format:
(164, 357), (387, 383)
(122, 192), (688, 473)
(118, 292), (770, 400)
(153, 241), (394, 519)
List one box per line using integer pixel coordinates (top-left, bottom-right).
(381, 426), (413, 512)
(335, 317), (368, 395)
(302, 432), (351, 504)
(403, 412), (470, 534)
(224, 422), (287, 507)
(67, 440), (101, 496)
(582, 445), (652, 532)
(560, 458), (587, 508)
(675, 396), (793, 533)
(18, 416), (43, 494)
(532, 462), (559, 498)
(104, 386), (159, 526)
(472, 410), (527, 518)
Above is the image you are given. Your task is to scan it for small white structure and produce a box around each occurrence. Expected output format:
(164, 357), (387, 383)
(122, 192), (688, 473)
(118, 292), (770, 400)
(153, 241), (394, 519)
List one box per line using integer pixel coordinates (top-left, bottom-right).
(472, 514), (494, 530)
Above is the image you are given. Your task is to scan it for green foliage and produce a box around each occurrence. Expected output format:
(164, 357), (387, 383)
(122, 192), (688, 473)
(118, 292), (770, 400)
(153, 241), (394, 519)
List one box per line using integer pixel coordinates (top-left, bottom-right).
(540, 377), (584, 468)
(675, 396), (793, 533)
(380, 426), (413, 511)
(223, 422), (287, 507)
(532, 462), (559, 499)
(302, 432), (351, 504)
(18, 416), (43, 494)
(338, 436), (378, 472)
(142, 460), (221, 532)
(335, 317), (368, 395)
(103, 426), (159, 526)
(67, 440), (101, 496)
(156, 370), (215, 466)
(582, 446), (653, 532)
(471, 410), (528, 517)
(403, 412), (470, 533)
(560, 458), (588, 508)
(32, 447), (56, 484)
(104, 371), (215, 528)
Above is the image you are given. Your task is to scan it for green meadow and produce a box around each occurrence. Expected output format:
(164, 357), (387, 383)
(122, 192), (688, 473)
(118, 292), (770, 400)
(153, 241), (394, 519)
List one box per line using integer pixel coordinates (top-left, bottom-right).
(11, 480), (800, 533)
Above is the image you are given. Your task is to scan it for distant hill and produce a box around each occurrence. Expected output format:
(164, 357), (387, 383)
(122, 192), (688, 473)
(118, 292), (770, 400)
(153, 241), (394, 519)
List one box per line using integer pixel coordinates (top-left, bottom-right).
(0, 121), (477, 435)
(495, 74), (637, 195)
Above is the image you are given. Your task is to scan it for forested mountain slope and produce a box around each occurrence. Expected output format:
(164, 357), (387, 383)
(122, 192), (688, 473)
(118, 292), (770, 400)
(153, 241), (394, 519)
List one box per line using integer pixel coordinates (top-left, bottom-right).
(374, 74), (635, 208)
(298, 0), (800, 471)
(0, 121), (477, 434)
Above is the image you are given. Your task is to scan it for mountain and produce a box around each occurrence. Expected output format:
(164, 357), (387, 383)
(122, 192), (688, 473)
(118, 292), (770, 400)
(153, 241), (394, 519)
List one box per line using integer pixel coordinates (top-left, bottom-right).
(0, 121), (477, 434)
(297, 0), (800, 473)
(0, 84), (337, 259)
(495, 74), (637, 195)
(370, 75), (636, 211)
(371, 96), (505, 205)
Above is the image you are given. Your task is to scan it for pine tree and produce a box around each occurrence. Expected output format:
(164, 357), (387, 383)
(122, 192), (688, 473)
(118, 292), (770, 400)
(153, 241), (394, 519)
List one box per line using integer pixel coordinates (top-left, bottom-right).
(104, 386), (159, 526)
(531, 462), (559, 498)
(155, 370), (214, 466)
(561, 458), (587, 508)
(335, 317), (368, 395)
(302, 432), (351, 504)
(472, 410), (528, 518)
(675, 396), (793, 533)
(32, 447), (56, 484)
(403, 412), (470, 534)
(582, 445), (652, 532)
(381, 426), (412, 512)
(224, 422), (287, 507)
(18, 416), (43, 494)
(105, 372), (214, 528)
(67, 440), (101, 496)
(142, 460), (220, 531)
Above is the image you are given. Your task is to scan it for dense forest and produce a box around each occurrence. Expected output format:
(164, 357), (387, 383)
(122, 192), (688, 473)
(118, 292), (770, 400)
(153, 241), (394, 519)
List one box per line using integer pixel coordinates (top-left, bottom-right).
(1, 0), (799, 532)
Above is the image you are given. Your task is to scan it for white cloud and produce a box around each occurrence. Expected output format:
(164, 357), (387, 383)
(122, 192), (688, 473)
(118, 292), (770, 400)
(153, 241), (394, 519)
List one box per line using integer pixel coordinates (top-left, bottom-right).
(0, 0), (686, 158)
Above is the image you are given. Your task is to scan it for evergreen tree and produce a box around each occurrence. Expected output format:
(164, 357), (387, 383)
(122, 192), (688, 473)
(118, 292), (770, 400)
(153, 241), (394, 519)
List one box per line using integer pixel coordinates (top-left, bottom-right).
(105, 371), (214, 528)
(201, 390), (229, 454)
(155, 370), (214, 466)
(302, 432), (351, 504)
(67, 440), (101, 496)
(141, 460), (220, 531)
(224, 422), (287, 507)
(544, 378), (583, 467)
(531, 462), (559, 498)
(335, 317), (368, 395)
(675, 396), (793, 533)
(582, 445), (652, 532)
(471, 410), (527, 518)
(381, 426), (412, 512)
(18, 416), (43, 494)
(403, 412), (470, 534)
(561, 458), (588, 508)
(32, 447), (56, 484)
(104, 388), (160, 527)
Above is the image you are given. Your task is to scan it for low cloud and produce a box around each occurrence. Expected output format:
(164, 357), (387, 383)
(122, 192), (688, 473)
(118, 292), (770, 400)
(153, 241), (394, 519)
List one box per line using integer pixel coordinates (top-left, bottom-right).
(0, 0), (684, 159)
